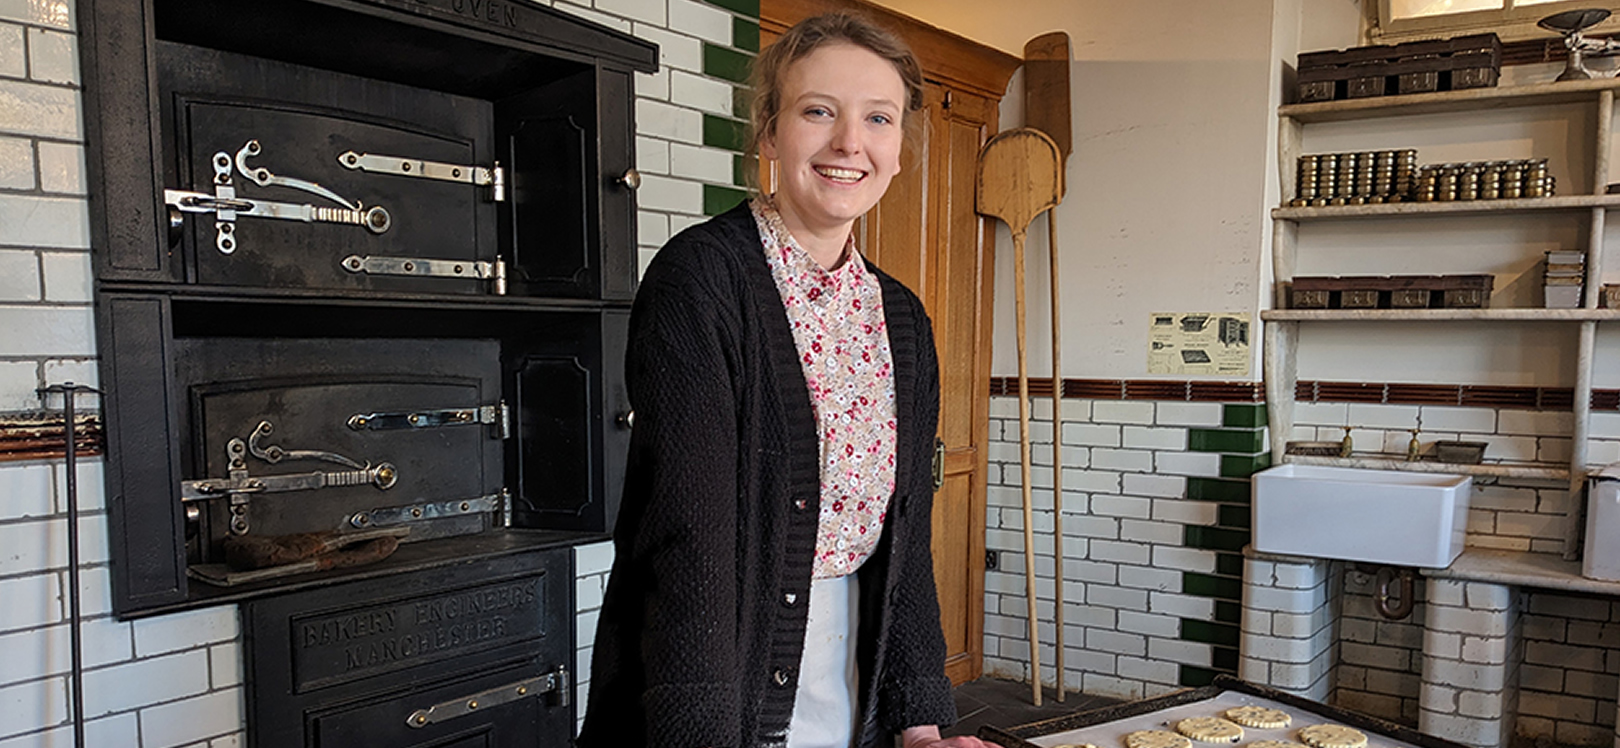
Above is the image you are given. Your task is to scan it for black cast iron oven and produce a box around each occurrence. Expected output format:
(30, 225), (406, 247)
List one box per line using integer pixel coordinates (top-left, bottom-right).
(78, 0), (657, 743)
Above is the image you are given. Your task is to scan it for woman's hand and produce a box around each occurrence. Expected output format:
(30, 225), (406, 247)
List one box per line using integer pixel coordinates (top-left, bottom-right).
(901, 725), (1003, 748)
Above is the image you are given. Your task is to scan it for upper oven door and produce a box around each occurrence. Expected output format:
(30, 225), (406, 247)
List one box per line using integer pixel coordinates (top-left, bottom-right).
(157, 41), (498, 296)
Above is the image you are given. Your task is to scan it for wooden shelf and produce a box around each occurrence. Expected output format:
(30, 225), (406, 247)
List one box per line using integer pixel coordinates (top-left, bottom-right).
(1283, 454), (1569, 481)
(1273, 194), (1620, 220)
(1278, 79), (1620, 124)
(1423, 548), (1620, 596)
(1262, 309), (1620, 322)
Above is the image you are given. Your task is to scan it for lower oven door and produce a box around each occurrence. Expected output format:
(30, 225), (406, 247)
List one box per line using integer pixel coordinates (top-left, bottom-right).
(174, 336), (505, 566)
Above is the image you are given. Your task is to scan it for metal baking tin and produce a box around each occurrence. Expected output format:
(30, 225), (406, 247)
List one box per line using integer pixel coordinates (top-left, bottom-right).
(979, 676), (1469, 748)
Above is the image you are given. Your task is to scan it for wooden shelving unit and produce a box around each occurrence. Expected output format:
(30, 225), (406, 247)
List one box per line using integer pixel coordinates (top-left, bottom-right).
(1268, 80), (1620, 559)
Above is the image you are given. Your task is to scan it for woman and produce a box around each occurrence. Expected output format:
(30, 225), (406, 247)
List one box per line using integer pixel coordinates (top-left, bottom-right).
(578, 13), (999, 748)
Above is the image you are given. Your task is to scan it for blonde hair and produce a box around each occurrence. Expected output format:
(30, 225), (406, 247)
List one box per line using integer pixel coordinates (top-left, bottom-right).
(744, 12), (924, 192)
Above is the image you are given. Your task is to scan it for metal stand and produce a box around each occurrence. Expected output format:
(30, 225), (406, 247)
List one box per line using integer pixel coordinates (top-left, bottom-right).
(38, 382), (98, 748)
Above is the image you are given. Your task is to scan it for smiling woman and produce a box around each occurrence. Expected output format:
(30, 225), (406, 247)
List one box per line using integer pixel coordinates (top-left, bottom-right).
(575, 11), (997, 748)
(758, 43), (906, 266)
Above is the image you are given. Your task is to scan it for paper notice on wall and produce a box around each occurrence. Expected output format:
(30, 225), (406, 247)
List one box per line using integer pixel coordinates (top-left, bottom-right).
(1147, 312), (1250, 376)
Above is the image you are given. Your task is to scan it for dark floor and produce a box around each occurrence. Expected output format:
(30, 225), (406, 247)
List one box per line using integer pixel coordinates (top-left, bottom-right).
(944, 677), (1122, 739)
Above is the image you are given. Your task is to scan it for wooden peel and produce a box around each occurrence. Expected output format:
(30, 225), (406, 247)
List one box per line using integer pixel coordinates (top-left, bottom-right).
(1024, 29), (1073, 702)
(976, 127), (1062, 707)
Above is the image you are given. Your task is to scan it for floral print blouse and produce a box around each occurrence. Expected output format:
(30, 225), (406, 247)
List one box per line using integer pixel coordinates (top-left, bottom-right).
(751, 196), (898, 579)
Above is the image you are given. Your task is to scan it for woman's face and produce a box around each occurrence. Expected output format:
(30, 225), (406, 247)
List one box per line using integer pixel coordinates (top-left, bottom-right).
(761, 42), (906, 241)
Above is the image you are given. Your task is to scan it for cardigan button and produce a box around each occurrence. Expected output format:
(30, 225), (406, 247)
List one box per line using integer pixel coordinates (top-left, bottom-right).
(782, 592), (798, 607)
(772, 668), (792, 687)
(793, 497), (809, 511)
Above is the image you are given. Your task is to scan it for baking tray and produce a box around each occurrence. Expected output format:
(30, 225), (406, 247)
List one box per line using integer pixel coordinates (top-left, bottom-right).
(979, 676), (1467, 748)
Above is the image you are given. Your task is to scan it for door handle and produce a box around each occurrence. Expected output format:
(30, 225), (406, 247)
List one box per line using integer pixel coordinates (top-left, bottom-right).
(932, 437), (945, 492)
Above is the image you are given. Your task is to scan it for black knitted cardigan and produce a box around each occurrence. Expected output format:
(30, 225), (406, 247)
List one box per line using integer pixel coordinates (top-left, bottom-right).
(577, 203), (956, 747)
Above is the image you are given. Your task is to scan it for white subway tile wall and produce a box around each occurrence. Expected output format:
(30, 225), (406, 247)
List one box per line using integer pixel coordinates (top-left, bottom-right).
(985, 397), (1265, 698)
(0, 0), (753, 744)
(995, 392), (1620, 748)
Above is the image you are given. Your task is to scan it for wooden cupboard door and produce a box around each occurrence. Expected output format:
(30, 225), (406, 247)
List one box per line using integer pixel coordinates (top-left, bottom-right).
(859, 82), (994, 686)
(927, 85), (997, 686)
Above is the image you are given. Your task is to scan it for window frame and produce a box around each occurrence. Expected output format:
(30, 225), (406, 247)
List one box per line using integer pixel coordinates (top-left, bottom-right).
(1372, 0), (1620, 43)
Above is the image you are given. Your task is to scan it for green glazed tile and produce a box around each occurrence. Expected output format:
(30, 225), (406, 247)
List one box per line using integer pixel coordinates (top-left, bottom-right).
(1180, 665), (1220, 687)
(1212, 646), (1239, 671)
(1220, 452), (1272, 478)
(1189, 428), (1264, 454)
(734, 154), (751, 187)
(703, 184), (747, 215)
(1181, 619), (1240, 647)
(704, 43), (753, 84)
(703, 114), (747, 152)
(1187, 477), (1251, 504)
(1214, 600), (1241, 624)
(1215, 552), (1245, 577)
(1184, 525), (1248, 553)
(1217, 505), (1251, 530)
(704, 0), (758, 18)
(733, 17), (760, 52)
(1223, 403), (1267, 428)
(1182, 571), (1242, 601)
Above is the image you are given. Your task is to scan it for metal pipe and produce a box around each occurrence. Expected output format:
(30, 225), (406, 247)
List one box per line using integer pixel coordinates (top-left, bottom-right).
(1374, 566), (1416, 620)
(39, 382), (98, 748)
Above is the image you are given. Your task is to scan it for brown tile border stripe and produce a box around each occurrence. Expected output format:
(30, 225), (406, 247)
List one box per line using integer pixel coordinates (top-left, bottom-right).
(1293, 381), (1609, 411)
(988, 378), (1620, 410)
(0, 412), (104, 462)
(988, 377), (1265, 403)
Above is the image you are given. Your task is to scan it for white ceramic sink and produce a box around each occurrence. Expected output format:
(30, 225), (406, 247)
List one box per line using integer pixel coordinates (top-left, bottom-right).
(1252, 464), (1473, 568)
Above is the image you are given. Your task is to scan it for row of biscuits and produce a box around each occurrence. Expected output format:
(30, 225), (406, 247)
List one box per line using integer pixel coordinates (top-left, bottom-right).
(1052, 707), (1370, 748)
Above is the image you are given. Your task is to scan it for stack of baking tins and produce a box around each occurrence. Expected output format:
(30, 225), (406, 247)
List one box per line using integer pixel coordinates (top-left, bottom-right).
(1414, 159), (1552, 202)
(1292, 150), (1417, 206)
(1290, 153), (1556, 206)
(1289, 275), (1493, 309)
(1544, 249), (1586, 309)
(1297, 33), (1501, 103)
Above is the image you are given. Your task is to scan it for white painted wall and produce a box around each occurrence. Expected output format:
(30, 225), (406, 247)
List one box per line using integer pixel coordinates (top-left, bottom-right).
(876, 0), (1282, 380)
(875, 0), (1620, 388)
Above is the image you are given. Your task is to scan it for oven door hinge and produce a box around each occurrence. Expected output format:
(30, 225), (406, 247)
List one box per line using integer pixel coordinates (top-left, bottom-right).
(346, 400), (509, 439)
(341, 254), (507, 295)
(338, 150), (505, 203)
(405, 666), (568, 729)
(348, 490), (504, 530)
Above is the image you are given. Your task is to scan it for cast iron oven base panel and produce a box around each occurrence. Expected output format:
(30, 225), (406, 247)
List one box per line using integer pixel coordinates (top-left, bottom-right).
(244, 542), (574, 748)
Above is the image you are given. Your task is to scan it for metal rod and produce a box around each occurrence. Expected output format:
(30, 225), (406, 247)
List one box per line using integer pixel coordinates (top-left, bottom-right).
(39, 382), (97, 748)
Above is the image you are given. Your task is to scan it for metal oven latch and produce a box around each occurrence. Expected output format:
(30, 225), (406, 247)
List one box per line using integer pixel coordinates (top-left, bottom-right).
(348, 490), (504, 529)
(180, 420), (398, 535)
(405, 667), (568, 729)
(346, 401), (509, 439)
(166, 141), (391, 255)
(338, 150), (506, 202)
(340, 254), (507, 295)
